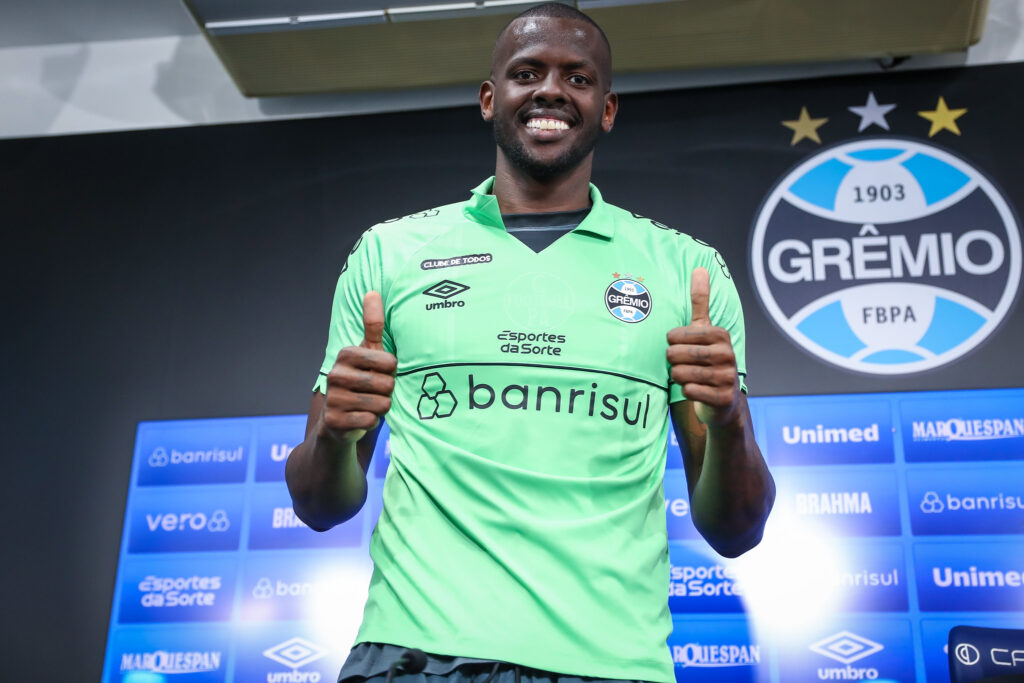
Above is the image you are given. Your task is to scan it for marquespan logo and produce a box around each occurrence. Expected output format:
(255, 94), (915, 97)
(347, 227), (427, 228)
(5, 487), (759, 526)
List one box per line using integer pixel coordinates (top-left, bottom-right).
(605, 275), (652, 323)
(751, 138), (1022, 374)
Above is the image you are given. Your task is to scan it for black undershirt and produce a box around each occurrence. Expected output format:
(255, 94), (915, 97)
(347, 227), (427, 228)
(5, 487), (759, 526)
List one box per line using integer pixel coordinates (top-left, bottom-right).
(502, 207), (591, 253)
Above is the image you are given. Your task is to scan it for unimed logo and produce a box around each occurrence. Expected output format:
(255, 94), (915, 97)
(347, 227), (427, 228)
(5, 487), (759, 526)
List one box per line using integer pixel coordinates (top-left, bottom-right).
(932, 566), (1024, 589)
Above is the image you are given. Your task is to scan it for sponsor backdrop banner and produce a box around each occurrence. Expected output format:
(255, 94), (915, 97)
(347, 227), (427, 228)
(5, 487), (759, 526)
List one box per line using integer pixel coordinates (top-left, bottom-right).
(105, 387), (1024, 682)
(98, 63), (1024, 683)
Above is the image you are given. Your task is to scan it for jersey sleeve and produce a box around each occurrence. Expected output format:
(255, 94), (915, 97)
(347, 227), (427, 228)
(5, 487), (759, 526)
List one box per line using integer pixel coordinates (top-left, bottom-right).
(313, 228), (395, 394)
(669, 247), (748, 402)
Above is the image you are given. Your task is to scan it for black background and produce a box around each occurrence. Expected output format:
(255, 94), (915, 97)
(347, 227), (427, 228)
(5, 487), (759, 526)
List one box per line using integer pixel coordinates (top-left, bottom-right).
(3, 62), (1021, 680)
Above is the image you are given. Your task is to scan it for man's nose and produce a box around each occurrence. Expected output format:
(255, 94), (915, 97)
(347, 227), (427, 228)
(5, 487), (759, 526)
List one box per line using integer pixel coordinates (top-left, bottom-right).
(532, 72), (566, 103)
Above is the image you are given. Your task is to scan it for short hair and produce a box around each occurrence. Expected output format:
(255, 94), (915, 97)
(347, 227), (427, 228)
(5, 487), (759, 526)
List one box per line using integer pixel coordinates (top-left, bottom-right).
(494, 2), (612, 65)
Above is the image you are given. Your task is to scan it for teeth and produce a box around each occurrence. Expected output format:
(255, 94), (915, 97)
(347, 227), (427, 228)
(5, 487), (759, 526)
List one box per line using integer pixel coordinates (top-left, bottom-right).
(527, 118), (569, 131)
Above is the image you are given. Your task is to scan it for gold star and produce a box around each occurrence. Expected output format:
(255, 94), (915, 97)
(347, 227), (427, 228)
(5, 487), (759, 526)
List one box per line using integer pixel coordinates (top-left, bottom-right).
(918, 97), (967, 137)
(781, 107), (828, 145)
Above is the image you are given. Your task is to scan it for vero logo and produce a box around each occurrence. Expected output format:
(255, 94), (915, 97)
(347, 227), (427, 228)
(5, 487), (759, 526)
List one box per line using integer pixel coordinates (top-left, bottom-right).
(145, 509), (230, 533)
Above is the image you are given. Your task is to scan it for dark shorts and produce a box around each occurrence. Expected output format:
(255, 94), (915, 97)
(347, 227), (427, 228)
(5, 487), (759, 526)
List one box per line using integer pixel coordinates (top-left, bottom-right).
(338, 643), (648, 683)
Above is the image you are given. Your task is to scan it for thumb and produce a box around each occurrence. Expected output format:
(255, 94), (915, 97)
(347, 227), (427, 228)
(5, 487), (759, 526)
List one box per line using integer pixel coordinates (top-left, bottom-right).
(360, 291), (385, 350)
(689, 267), (711, 326)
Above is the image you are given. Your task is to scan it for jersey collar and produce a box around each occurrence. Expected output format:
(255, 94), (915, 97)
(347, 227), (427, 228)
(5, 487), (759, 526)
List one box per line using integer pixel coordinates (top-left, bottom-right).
(463, 177), (615, 239)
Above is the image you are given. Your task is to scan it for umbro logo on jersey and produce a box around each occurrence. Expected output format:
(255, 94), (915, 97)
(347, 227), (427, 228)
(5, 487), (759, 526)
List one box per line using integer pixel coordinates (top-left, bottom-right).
(423, 280), (469, 310)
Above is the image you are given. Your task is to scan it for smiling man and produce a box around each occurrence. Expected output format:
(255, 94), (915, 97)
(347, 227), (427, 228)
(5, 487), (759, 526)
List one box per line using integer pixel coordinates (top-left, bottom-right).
(286, 4), (774, 683)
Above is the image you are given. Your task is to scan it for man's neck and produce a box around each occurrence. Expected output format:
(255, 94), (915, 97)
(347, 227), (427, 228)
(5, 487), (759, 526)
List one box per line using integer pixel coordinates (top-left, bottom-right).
(491, 154), (594, 214)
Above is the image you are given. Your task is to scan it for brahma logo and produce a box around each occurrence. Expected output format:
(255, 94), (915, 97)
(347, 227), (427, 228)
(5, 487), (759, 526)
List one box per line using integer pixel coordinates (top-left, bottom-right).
(750, 138), (1021, 375)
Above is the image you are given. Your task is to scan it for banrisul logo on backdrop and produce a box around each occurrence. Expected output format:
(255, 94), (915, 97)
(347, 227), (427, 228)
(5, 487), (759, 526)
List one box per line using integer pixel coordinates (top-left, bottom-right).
(751, 137), (1021, 374)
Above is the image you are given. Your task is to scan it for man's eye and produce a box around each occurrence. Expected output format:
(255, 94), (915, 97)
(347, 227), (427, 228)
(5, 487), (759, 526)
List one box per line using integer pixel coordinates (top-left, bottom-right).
(569, 74), (591, 85)
(514, 71), (536, 80)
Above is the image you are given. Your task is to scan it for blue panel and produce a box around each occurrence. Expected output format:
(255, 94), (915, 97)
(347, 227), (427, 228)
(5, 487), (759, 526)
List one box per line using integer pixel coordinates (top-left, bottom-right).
(900, 390), (1024, 462)
(254, 415), (305, 482)
(664, 469), (699, 540)
(917, 297), (985, 355)
(668, 543), (746, 614)
(668, 617), (767, 683)
(248, 483), (362, 550)
(762, 397), (893, 466)
(118, 556), (237, 623)
(796, 301), (866, 358)
(105, 625), (230, 683)
(901, 153), (970, 205)
(777, 618), (914, 682)
(862, 349), (925, 364)
(239, 552), (359, 621)
(135, 420), (250, 486)
(235, 623), (346, 683)
(774, 468), (900, 536)
(907, 465), (1024, 536)
(848, 148), (904, 161)
(373, 420), (392, 479)
(128, 487), (243, 553)
(824, 541), (908, 612)
(915, 541), (1024, 611)
(788, 158), (853, 210)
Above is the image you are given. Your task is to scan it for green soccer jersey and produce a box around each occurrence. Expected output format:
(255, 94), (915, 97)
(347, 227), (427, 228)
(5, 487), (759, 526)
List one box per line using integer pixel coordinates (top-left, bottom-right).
(314, 178), (747, 683)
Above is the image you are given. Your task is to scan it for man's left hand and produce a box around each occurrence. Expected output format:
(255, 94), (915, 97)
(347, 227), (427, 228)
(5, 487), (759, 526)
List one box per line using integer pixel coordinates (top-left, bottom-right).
(666, 267), (742, 427)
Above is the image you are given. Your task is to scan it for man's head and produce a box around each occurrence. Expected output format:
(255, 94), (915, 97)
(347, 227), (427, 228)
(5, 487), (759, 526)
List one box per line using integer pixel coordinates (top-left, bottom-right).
(480, 3), (618, 181)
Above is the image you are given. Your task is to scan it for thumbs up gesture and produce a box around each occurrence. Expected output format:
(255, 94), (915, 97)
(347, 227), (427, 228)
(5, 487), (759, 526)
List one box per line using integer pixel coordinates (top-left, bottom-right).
(319, 291), (398, 443)
(666, 268), (741, 427)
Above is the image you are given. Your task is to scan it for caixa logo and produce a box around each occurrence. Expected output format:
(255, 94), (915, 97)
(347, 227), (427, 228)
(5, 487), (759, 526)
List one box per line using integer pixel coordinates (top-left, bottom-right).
(750, 138), (1022, 374)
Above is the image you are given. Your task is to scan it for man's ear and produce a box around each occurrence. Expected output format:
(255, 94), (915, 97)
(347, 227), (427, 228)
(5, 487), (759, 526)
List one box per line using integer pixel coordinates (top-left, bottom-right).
(602, 91), (619, 133)
(479, 80), (495, 121)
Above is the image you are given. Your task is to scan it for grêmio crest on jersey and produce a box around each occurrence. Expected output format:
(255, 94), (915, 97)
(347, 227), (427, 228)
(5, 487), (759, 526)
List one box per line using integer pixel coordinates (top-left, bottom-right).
(605, 273), (652, 323)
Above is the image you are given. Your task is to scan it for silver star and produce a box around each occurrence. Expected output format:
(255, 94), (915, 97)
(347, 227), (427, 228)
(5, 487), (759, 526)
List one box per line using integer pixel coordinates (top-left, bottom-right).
(849, 92), (897, 132)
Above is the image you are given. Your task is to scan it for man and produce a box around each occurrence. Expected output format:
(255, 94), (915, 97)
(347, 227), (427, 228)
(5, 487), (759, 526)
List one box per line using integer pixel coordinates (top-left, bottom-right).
(286, 4), (775, 683)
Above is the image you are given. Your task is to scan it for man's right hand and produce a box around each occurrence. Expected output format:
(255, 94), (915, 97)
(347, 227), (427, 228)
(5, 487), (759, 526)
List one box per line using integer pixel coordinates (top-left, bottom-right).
(318, 291), (398, 444)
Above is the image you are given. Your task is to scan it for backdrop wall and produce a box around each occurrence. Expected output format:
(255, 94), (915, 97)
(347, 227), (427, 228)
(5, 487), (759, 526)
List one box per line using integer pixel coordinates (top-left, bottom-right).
(4, 61), (1022, 680)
